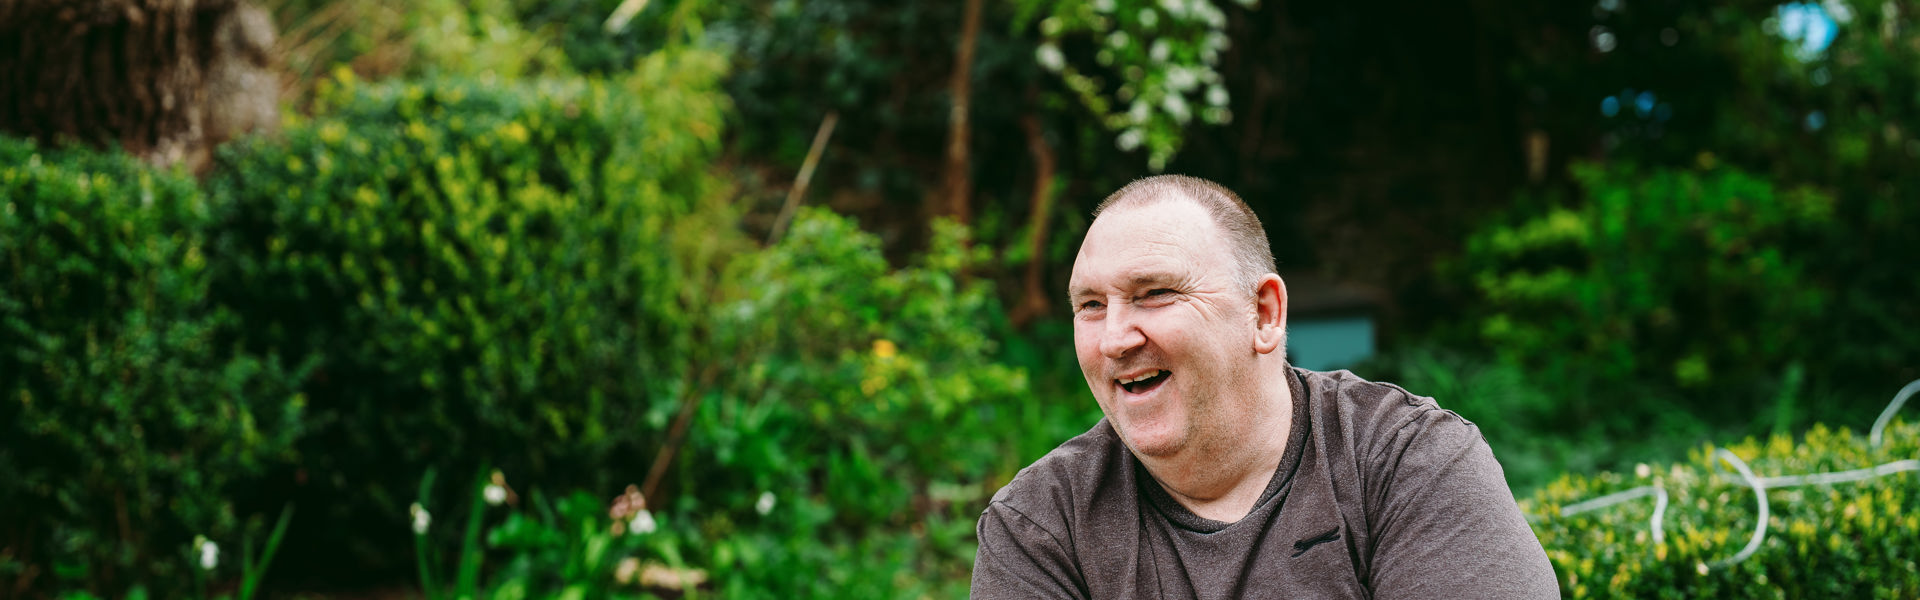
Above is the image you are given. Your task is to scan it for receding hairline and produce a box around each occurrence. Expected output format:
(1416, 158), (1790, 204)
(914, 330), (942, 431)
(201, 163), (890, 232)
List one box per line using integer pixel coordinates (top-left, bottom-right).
(1089, 175), (1278, 284)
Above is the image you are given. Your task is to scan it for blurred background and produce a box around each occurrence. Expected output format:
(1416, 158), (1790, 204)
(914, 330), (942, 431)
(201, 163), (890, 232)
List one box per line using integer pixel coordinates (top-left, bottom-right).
(3, 0), (1918, 597)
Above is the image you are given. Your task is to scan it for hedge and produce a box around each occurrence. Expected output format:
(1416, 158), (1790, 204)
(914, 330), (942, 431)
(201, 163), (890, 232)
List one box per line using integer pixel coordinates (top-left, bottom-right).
(2, 46), (739, 594)
(1527, 415), (1920, 598)
(199, 51), (738, 581)
(3, 44), (1049, 596)
(0, 136), (308, 593)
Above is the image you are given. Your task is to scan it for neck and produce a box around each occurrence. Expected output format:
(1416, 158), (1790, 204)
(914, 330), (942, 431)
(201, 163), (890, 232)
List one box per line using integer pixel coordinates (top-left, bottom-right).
(1136, 364), (1294, 523)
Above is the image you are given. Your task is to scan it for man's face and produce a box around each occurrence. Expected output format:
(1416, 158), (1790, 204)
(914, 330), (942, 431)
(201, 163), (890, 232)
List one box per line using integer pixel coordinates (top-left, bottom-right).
(1068, 199), (1261, 460)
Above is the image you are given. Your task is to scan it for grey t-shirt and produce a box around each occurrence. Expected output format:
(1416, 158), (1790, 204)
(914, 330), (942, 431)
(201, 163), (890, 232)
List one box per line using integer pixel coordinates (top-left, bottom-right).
(971, 367), (1558, 599)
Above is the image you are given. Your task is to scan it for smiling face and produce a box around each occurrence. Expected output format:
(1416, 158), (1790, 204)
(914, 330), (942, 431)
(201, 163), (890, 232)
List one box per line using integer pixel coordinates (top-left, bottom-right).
(1068, 198), (1267, 460)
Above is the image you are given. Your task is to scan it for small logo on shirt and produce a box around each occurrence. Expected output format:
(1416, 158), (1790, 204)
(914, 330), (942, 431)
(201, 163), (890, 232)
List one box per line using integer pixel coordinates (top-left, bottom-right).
(1291, 526), (1341, 557)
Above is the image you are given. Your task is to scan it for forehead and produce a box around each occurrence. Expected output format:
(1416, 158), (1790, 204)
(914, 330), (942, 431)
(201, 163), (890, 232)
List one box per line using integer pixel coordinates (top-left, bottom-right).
(1070, 199), (1229, 290)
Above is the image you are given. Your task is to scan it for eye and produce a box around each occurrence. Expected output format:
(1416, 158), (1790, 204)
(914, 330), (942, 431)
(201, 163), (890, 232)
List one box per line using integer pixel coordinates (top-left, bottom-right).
(1138, 288), (1177, 303)
(1077, 300), (1106, 312)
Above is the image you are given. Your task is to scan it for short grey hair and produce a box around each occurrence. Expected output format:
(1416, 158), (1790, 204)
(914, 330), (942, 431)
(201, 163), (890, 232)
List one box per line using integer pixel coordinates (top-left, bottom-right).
(1092, 175), (1277, 293)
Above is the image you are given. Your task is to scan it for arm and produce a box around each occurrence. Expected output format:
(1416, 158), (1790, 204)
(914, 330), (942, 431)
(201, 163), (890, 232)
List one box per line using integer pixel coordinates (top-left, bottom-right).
(1365, 408), (1560, 598)
(971, 501), (1089, 599)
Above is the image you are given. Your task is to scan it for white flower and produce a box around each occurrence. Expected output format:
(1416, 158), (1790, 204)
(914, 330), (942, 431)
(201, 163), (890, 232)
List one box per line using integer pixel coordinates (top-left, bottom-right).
(1036, 43), (1066, 72)
(1206, 84), (1229, 108)
(1160, 0), (1187, 19)
(1150, 39), (1171, 63)
(1093, 0), (1116, 13)
(1107, 30), (1131, 50)
(755, 491), (778, 516)
(1824, 0), (1854, 23)
(1166, 66), (1198, 91)
(1116, 128), (1145, 151)
(193, 536), (218, 571)
(1635, 463), (1652, 478)
(1199, 3), (1227, 28)
(1208, 31), (1231, 52)
(1695, 562), (1710, 576)
(410, 502), (432, 535)
(1139, 8), (1159, 28)
(1128, 100), (1151, 124)
(484, 483), (508, 506)
(630, 509), (658, 534)
(1163, 94), (1191, 124)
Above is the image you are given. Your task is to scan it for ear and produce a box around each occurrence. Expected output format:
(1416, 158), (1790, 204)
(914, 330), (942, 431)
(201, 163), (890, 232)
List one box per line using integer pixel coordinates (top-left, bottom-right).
(1252, 273), (1288, 355)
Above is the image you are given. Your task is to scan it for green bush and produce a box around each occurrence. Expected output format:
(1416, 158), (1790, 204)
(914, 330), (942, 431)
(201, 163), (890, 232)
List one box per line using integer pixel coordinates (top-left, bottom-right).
(1527, 417), (1920, 598)
(201, 49), (737, 578)
(0, 137), (308, 595)
(361, 209), (1030, 598)
(1458, 162), (1834, 401)
(2, 42), (1039, 595)
(680, 208), (1027, 593)
(708, 207), (1027, 503)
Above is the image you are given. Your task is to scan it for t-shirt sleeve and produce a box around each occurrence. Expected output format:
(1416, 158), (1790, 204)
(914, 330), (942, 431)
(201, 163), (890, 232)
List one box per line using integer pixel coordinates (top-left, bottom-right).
(1364, 407), (1560, 599)
(971, 501), (1089, 599)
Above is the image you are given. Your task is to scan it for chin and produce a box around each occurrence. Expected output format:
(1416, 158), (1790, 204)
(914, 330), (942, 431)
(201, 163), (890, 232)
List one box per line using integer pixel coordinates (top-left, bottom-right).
(1116, 422), (1186, 459)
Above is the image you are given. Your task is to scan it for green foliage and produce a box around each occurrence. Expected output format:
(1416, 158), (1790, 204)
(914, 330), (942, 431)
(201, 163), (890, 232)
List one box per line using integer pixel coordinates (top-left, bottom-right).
(1015, 0), (1252, 169)
(1459, 162), (1834, 397)
(266, 0), (572, 83)
(516, 0), (714, 75)
(386, 210), (1030, 598)
(715, 0), (987, 203)
(1527, 418), (1920, 598)
(1357, 344), (1802, 497)
(402, 0), (574, 78)
(0, 137), (308, 595)
(406, 463), (977, 599)
(723, 208), (1029, 481)
(201, 49), (737, 576)
(4, 29), (1049, 592)
(667, 208), (1027, 593)
(1507, 0), (1920, 390)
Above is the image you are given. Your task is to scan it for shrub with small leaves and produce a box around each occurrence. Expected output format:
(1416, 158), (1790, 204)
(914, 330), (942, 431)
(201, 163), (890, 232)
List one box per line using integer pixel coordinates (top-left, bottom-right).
(1527, 417), (1920, 598)
(1457, 162), (1834, 403)
(0, 136), (308, 596)
(202, 48), (738, 576)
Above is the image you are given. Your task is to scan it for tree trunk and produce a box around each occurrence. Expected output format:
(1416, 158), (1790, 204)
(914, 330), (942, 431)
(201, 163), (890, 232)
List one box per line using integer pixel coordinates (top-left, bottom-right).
(937, 0), (983, 224)
(1011, 114), (1058, 328)
(0, 0), (280, 170)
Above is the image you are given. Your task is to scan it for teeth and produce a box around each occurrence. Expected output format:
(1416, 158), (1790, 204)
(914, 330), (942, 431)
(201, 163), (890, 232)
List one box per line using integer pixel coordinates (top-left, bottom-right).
(1118, 370), (1168, 385)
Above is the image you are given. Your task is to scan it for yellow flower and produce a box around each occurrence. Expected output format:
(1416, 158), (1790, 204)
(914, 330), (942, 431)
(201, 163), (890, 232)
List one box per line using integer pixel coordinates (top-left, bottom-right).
(503, 122), (530, 144)
(873, 339), (898, 359)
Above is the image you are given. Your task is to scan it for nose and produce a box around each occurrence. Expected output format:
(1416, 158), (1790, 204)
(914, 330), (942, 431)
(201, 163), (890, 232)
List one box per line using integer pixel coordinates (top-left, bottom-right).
(1098, 303), (1147, 359)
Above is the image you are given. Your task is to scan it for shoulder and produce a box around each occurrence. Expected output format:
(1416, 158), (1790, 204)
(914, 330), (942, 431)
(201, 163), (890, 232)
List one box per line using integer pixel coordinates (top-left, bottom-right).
(985, 419), (1131, 523)
(974, 420), (1134, 598)
(1294, 371), (1557, 597)
(1295, 367), (1482, 462)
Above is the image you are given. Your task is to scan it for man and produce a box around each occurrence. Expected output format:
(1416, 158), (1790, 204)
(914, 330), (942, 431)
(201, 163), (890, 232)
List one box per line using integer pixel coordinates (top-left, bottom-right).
(971, 175), (1558, 598)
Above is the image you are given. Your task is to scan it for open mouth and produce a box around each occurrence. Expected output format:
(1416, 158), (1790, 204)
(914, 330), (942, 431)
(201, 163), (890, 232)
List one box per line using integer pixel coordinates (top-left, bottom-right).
(1117, 369), (1171, 394)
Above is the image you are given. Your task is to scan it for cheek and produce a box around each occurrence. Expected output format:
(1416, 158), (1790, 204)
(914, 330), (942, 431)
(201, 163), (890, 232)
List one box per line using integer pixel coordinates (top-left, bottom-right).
(1071, 322), (1101, 364)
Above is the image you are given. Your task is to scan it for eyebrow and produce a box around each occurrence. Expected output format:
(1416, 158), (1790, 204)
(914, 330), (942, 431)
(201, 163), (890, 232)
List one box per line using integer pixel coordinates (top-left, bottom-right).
(1124, 272), (1179, 288)
(1066, 272), (1181, 302)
